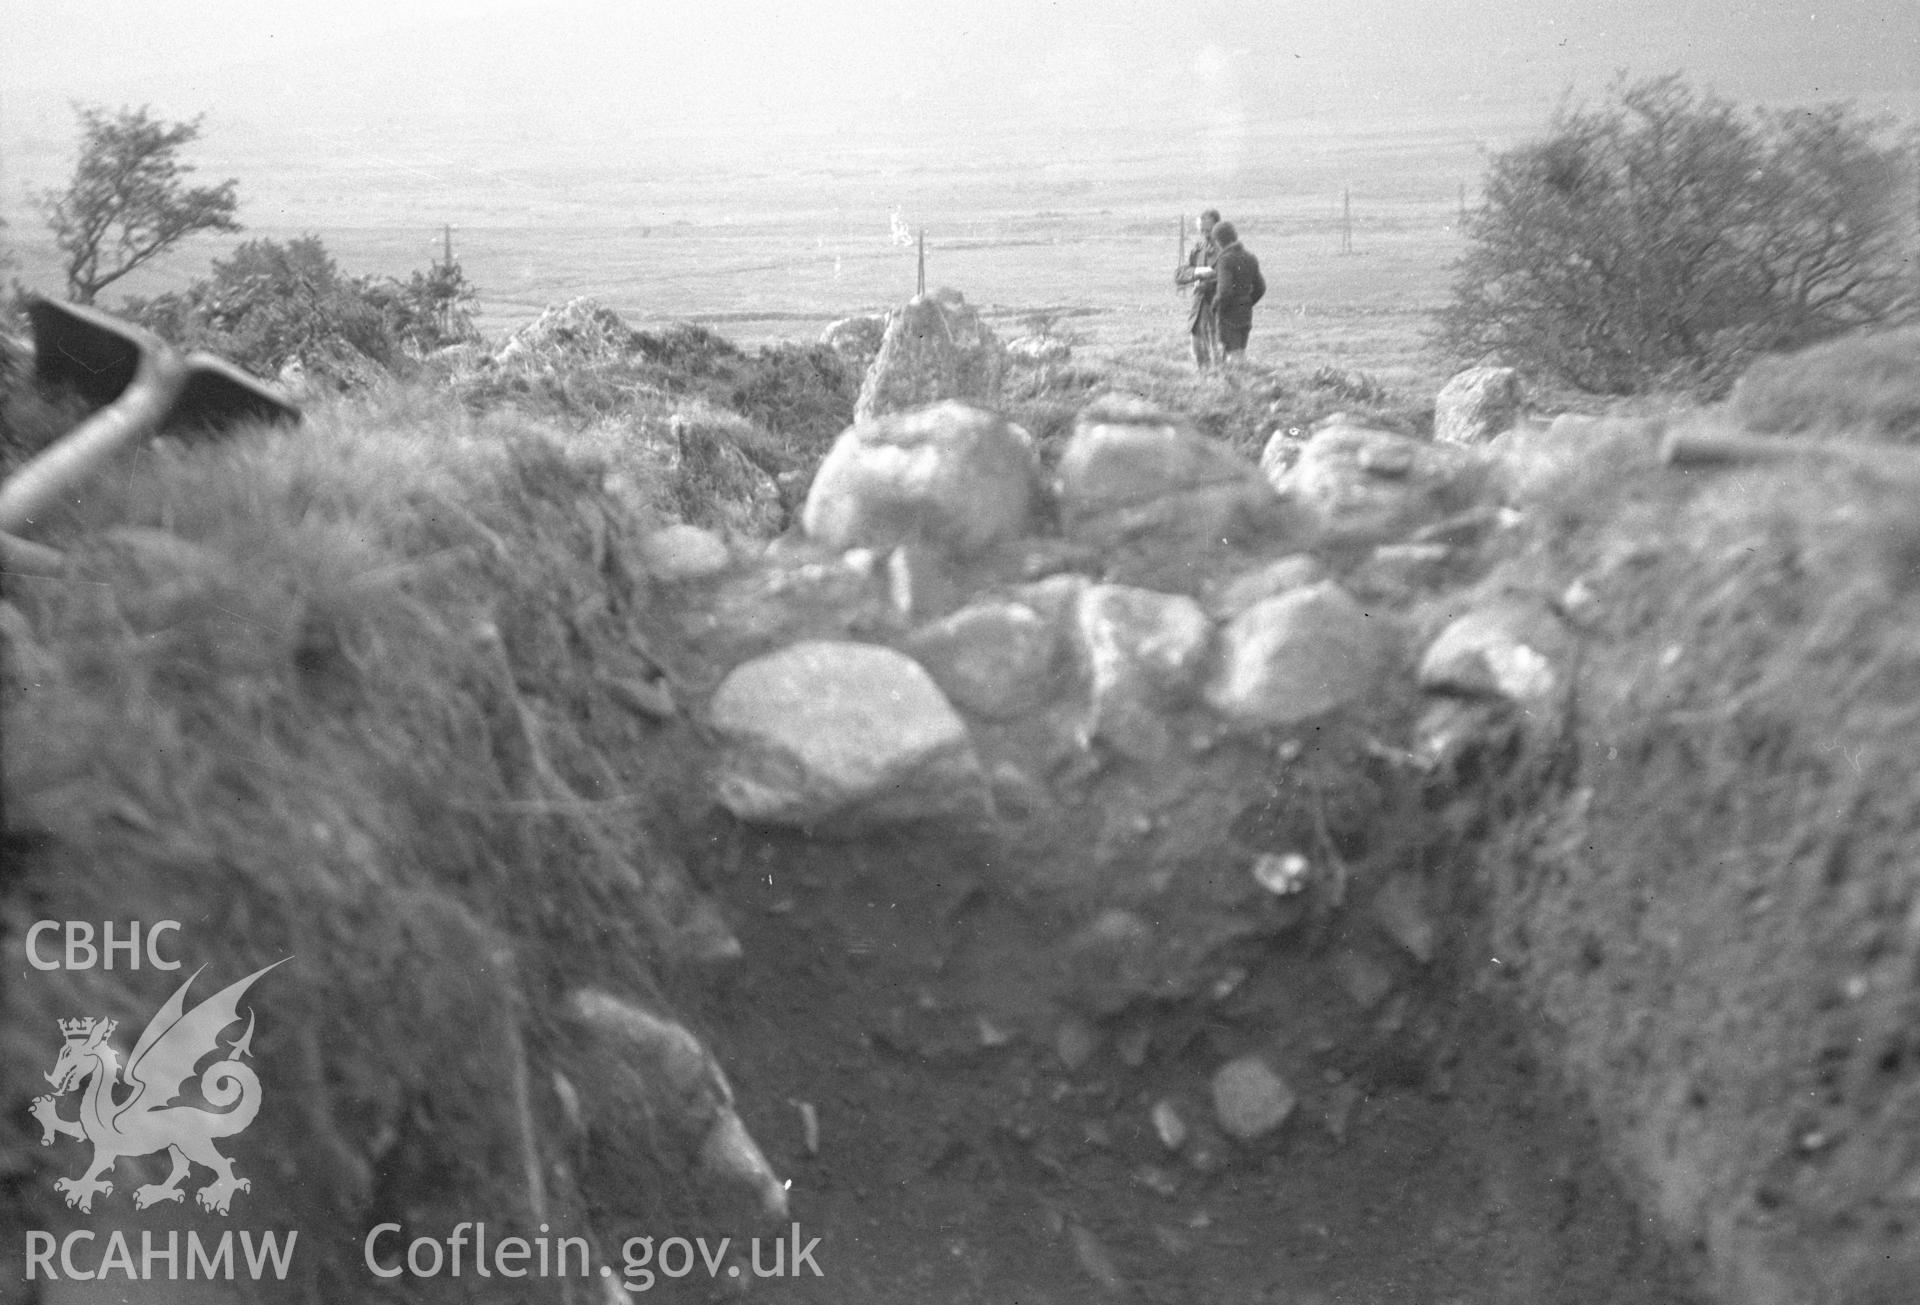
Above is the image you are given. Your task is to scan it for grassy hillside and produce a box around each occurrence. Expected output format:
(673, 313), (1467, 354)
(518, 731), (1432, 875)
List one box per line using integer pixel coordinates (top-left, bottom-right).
(1, 388), (761, 1298)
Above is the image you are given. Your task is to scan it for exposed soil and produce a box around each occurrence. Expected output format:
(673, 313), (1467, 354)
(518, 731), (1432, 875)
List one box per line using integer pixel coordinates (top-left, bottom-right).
(664, 820), (1706, 1304)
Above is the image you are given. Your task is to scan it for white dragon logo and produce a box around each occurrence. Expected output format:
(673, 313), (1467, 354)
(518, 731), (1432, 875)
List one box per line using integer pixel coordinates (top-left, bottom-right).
(31, 960), (288, 1215)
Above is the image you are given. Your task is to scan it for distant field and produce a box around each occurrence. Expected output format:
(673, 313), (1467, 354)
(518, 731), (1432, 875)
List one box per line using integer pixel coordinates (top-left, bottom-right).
(6, 131), (1476, 399)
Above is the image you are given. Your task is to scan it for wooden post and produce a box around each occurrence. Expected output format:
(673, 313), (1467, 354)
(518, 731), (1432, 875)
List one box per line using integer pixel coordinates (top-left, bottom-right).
(1341, 188), (1353, 254)
(916, 228), (926, 298)
(440, 224), (457, 335)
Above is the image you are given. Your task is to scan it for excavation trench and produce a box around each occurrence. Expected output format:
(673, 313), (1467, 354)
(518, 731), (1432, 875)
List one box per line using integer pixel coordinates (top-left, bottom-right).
(659, 768), (1703, 1304)
(12, 346), (1920, 1305)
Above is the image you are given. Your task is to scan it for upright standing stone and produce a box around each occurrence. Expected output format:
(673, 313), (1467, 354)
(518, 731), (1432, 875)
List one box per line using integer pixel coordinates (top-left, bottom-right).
(855, 288), (1005, 423)
(1434, 367), (1524, 445)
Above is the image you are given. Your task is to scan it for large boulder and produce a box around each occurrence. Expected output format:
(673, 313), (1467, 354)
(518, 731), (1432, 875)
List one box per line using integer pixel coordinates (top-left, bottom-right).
(1059, 394), (1257, 520)
(1074, 584), (1213, 760)
(566, 990), (788, 1219)
(1202, 554), (1326, 620)
(709, 641), (988, 830)
(1434, 366), (1524, 445)
(1417, 597), (1569, 709)
(1206, 581), (1393, 728)
(855, 288), (1005, 423)
(801, 402), (1044, 556)
(496, 297), (638, 365)
(1268, 419), (1489, 547)
(1057, 394), (1307, 591)
(903, 599), (1061, 721)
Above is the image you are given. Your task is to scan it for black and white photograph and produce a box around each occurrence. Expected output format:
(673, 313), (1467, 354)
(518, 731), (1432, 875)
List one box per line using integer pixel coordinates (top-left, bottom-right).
(3, 2), (1919, 1301)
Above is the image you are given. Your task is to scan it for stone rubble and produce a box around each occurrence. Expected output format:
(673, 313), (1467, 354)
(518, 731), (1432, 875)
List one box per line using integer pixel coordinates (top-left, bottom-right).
(678, 366), (1576, 1210)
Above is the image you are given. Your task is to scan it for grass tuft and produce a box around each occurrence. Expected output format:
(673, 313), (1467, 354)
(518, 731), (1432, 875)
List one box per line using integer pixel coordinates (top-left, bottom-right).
(1727, 325), (1920, 443)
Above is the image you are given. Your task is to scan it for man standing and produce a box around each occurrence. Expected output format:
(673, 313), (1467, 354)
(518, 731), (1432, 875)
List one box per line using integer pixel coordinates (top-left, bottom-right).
(1174, 209), (1221, 369)
(1210, 220), (1266, 365)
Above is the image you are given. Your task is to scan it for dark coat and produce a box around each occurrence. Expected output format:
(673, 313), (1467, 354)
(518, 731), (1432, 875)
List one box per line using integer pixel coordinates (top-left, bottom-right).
(1212, 240), (1265, 329)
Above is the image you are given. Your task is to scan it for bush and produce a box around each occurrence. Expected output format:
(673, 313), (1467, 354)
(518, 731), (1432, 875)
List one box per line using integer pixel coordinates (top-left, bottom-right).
(123, 234), (477, 382)
(466, 313), (857, 468)
(1437, 73), (1917, 396)
(720, 339), (858, 450)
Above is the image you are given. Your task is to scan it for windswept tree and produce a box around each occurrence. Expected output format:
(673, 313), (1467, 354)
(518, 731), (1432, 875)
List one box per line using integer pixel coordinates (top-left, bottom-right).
(1437, 74), (1916, 394)
(40, 104), (241, 305)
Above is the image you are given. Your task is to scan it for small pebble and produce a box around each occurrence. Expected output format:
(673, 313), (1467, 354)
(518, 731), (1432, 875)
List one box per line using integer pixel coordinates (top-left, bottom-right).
(1211, 1054), (1297, 1142)
(1151, 1099), (1188, 1151)
(1056, 1017), (1100, 1070)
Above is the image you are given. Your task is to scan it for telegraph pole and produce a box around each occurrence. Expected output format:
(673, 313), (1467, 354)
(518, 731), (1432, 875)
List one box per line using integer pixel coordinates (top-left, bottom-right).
(1341, 188), (1353, 254)
(916, 228), (926, 297)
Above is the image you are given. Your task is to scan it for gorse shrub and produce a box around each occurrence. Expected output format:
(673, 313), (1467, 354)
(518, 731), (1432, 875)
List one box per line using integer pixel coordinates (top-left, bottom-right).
(466, 318), (858, 465)
(123, 234), (477, 381)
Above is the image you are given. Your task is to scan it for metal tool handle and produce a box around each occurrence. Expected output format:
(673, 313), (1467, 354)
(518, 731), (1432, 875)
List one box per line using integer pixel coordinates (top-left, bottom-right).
(0, 332), (188, 536)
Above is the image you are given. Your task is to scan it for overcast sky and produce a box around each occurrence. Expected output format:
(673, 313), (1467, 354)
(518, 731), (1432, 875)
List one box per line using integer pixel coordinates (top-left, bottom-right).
(4, 0), (1917, 226)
